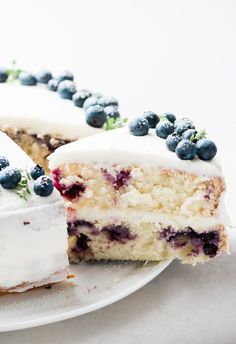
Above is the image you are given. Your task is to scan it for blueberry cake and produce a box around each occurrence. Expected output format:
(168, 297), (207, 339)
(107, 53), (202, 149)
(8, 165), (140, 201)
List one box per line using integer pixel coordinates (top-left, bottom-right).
(49, 115), (229, 264)
(0, 131), (68, 293)
(0, 67), (123, 172)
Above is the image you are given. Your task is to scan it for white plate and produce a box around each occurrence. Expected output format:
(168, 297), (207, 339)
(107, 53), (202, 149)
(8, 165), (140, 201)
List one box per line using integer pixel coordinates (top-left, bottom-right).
(0, 260), (172, 332)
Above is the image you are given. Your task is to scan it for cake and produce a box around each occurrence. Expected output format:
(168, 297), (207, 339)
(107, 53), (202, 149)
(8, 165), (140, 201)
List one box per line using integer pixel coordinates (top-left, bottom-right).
(49, 116), (229, 265)
(0, 131), (69, 293)
(0, 68), (123, 172)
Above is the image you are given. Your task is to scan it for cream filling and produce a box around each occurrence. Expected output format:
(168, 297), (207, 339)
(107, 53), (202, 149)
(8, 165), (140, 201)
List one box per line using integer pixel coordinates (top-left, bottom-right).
(73, 203), (230, 232)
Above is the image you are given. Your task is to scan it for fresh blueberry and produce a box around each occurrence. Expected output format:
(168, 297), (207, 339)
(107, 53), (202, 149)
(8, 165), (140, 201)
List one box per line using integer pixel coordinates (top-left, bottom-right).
(57, 80), (76, 100)
(73, 90), (92, 108)
(19, 71), (37, 86)
(0, 156), (9, 170)
(57, 71), (74, 82)
(163, 112), (176, 123)
(155, 120), (174, 139)
(0, 167), (21, 189)
(36, 69), (52, 84)
(47, 78), (59, 91)
(129, 117), (149, 136)
(0, 67), (8, 83)
(196, 139), (217, 161)
(166, 133), (182, 152)
(143, 111), (160, 128)
(176, 139), (197, 160)
(34, 175), (54, 196)
(104, 105), (120, 119)
(175, 117), (195, 135)
(97, 96), (118, 107)
(83, 96), (99, 110)
(85, 105), (107, 128)
(29, 164), (45, 180)
(182, 129), (198, 141)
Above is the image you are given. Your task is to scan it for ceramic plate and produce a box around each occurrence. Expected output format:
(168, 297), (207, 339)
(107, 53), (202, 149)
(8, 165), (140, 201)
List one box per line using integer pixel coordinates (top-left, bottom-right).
(0, 259), (172, 332)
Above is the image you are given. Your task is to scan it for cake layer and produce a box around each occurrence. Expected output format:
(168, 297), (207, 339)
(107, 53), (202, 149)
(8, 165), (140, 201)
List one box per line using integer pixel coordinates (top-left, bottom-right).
(67, 214), (227, 264)
(51, 163), (224, 219)
(0, 131), (69, 292)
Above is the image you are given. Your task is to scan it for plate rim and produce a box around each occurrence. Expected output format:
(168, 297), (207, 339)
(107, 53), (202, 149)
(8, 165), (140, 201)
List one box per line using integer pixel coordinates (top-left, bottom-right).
(0, 259), (172, 332)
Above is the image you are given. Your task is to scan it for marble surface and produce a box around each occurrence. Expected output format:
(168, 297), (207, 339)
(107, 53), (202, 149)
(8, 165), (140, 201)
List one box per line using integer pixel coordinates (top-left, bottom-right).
(0, 0), (236, 343)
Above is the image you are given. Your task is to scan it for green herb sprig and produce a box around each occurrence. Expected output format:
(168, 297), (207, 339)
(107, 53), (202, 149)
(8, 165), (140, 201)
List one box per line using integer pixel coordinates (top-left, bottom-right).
(190, 129), (207, 142)
(7, 59), (22, 82)
(103, 117), (128, 131)
(15, 169), (31, 200)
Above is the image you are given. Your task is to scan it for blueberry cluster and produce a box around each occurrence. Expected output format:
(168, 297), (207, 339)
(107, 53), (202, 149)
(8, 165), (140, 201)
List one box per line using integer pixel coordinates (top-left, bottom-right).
(0, 66), (123, 129)
(129, 113), (217, 161)
(0, 157), (54, 197)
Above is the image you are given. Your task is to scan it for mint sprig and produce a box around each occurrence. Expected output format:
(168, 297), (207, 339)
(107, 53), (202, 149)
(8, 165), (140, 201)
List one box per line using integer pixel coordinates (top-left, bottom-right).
(190, 129), (207, 142)
(7, 59), (22, 82)
(15, 169), (31, 200)
(104, 117), (128, 131)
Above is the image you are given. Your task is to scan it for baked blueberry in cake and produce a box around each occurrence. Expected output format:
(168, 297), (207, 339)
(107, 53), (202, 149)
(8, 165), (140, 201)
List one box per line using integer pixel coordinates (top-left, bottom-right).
(49, 114), (230, 265)
(0, 131), (69, 293)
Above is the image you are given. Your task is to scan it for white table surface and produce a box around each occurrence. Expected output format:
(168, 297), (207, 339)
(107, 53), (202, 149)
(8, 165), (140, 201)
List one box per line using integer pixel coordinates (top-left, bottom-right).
(1, 0), (236, 343)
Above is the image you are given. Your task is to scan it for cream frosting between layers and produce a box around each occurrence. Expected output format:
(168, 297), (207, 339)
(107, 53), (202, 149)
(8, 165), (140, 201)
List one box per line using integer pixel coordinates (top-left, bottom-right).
(49, 127), (222, 178)
(0, 131), (68, 290)
(0, 83), (100, 139)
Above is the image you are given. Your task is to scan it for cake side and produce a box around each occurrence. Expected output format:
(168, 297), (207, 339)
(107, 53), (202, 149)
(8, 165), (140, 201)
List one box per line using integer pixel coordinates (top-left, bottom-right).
(0, 131), (69, 293)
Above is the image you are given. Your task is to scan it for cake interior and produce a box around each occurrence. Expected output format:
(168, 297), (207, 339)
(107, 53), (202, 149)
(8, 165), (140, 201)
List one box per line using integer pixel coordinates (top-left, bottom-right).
(1, 127), (72, 172)
(52, 162), (227, 264)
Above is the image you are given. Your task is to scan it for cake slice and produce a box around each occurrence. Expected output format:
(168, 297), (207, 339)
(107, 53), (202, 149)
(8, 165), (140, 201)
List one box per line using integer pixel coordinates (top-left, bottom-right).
(0, 131), (69, 293)
(49, 125), (229, 265)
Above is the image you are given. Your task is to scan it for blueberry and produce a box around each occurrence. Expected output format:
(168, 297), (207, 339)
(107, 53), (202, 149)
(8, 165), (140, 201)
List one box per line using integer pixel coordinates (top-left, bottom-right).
(0, 67), (8, 83)
(73, 90), (91, 108)
(97, 96), (118, 107)
(163, 112), (176, 123)
(155, 120), (174, 139)
(182, 129), (198, 141)
(104, 105), (120, 119)
(196, 139), (217, 161)
(36, 69), (52, 84)
(0, 156), (9, 170)
(203, 243), (218, 257)
(92, 93), (103, 99)
(30, 164), (45, 180)
(19, 71), (37, 86)
(34, 175), (54, 196)
(0, 167), (21, 189)
(175, 117), (195, 135)
(57, 71), (74, 82)
(166, 133), (182, 152)
(47, 78), (59, 91)
(129, 117), (149, 136)
(83, 96), (99, 110)
(85, 105), (107, 128)
(143, 111), (160, 128)
(57, 80), (76, 100)
(176, 139), (197, 160)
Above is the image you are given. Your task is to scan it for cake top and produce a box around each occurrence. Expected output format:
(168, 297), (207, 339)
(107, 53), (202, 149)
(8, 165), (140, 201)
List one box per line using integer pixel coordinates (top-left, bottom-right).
(0, 131), (62, 213)
(49, 127), (222, 177)
(0, 83), (100, 140)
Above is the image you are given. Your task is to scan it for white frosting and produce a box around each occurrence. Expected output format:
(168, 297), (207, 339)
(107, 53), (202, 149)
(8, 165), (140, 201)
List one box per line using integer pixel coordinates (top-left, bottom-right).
(0, 83), (100, 139)
(0, 131), (68, 291)
(74, 200), (230, 232)
(49, 127), (222, 177)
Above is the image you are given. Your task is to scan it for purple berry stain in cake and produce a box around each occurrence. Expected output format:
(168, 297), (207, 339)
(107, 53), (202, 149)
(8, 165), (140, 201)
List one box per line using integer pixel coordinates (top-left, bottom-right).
(102, 224), (136, 243)
(52, 168), (86, 201)
(76, 233), (91, 252)
(102, 169), (131, 190)
(68, 220), (98, 236)
(160, 227), (220, 258)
